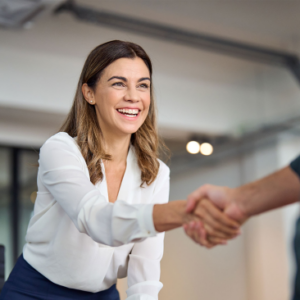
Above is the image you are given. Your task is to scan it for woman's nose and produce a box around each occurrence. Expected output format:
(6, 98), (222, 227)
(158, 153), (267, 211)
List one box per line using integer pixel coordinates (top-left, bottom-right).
(124, 86), (140, 102)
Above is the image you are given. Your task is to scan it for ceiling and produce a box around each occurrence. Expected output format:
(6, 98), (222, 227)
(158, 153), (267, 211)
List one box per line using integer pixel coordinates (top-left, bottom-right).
(1, 0), (300, 153)
(78, 0), (300, 52)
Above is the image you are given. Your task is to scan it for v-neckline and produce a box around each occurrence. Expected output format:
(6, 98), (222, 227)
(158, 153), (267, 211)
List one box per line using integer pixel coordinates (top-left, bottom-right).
(100, 146), (132, 203)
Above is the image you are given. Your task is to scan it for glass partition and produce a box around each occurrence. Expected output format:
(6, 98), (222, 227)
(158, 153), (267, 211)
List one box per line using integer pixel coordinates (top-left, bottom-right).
(0, 148), (12, 279)
(0, 147), (38, 279)
(19, 150), (38, 256)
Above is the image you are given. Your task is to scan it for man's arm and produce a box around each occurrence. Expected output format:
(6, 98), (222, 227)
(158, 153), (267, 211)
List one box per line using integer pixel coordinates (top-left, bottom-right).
(233, 166), (300, 217)
(185, 164), (300, 246)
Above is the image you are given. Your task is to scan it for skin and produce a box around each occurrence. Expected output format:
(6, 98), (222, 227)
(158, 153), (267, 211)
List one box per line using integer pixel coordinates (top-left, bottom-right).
(185, 166), (300, 247)
(82, 56), (240, 238)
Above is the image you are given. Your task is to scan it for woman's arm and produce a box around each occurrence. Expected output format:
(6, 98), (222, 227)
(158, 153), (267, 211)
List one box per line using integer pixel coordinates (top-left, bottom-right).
(39, 133), (158, 247)
(39, 133), (239, 248)
(126, 164), (169, 300)
(126, 233), (165, 300)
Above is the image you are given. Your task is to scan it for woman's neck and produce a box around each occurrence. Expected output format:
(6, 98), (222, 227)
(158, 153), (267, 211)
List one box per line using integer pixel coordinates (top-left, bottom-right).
(102, 131), (131, 166)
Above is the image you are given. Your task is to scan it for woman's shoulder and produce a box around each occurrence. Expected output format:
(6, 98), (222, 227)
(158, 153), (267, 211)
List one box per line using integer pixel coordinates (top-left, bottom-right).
(42, 132), (75, 146)
(157, 159), (170, 179)
(40, 132), (80, 156)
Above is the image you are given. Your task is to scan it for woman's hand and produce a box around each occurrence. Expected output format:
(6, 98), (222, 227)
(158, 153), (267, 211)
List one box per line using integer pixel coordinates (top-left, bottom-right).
(152, 197), (241, 249)
(183, 198), (241, 248)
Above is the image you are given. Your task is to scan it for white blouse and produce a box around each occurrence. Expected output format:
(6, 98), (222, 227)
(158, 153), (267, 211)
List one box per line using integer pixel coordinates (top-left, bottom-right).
(23, 132), (170, 300)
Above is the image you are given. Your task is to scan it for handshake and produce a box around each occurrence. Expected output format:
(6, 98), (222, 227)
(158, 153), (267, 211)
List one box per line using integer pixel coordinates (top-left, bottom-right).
(153, 165), (299, 248)
(153, 183), (249, 248)
(182, 184), (248, 248)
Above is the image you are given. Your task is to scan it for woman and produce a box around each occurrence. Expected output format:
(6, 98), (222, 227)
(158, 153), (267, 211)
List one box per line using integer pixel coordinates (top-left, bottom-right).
(0, 40), (239, 300)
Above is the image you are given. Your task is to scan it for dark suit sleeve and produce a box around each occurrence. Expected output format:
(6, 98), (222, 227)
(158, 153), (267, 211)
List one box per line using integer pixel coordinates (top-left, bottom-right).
(290, 155), (300, 178)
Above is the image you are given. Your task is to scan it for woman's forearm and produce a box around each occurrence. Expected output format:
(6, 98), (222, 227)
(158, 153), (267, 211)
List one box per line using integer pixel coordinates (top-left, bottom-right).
(153, 200), (196, 232)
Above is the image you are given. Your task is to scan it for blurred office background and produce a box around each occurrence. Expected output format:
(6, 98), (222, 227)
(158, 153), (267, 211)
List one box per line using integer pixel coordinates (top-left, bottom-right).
(1, 1), (300, 299)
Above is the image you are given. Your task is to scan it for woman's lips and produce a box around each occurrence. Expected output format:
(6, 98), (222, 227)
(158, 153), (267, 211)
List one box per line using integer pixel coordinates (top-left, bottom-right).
(116, 109), (140, 120)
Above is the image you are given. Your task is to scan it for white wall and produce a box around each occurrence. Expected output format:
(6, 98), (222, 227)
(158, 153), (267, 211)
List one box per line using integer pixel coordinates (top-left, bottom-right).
(1, 11), (300, 147)
(162, 159), (248, 300)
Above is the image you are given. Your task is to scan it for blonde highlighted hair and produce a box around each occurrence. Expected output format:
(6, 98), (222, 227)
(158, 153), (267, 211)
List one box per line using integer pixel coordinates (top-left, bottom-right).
(60, 40), (167, 186)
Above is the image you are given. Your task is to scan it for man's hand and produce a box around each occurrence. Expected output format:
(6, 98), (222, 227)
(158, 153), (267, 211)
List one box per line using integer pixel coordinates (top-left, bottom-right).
(153, 198), (241, 246)
(183, 198), (241, 247)
(184, 184), (248, 247)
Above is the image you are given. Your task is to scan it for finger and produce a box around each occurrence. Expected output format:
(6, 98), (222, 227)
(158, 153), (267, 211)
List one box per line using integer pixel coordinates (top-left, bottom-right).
(202, 222), (234, 239)
(207, 236), (227, 245)
(187, 221), (215, 248)
(185, 222), (207, 246)
(205, 215), (240, 239)
(198, 221), (207, 242)
(194, 204), (240, 238)
(198, 223), (216, 248)
(201, 200), (240, 229)
(194, 221), (210, 246)
(186, 185), (211, 213)
(184, 222), (204, 245)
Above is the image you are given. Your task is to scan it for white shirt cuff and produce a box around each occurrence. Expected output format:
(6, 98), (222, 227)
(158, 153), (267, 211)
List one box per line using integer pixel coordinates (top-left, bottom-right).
(127, 281), (163, 300)
(126, 294), (156, 300)
(137, 203), (157, 237)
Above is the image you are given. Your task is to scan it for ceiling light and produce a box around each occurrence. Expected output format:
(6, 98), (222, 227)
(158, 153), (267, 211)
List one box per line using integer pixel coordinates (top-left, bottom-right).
(200, 142), (213, 156)
(186, 141), (200, 154)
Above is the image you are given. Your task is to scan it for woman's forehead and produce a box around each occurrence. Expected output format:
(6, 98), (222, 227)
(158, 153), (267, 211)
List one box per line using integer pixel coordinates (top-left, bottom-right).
(102, 57), (150, 79)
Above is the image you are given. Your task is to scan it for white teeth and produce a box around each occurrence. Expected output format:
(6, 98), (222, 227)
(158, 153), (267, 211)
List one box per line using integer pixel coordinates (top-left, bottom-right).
(117, 108), (139, 115)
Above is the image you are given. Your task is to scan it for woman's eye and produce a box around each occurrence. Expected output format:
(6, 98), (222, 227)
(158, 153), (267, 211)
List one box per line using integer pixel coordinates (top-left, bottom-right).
(139, 83), (149, 88)
(113, 82), (125, 87)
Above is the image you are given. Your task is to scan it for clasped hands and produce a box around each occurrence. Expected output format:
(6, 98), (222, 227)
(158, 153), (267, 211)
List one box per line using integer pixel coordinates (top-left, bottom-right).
(183, 184), (248, 248)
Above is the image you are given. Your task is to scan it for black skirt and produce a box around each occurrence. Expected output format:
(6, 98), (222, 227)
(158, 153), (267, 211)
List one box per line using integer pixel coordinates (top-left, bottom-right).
(0, 254), (120, 300)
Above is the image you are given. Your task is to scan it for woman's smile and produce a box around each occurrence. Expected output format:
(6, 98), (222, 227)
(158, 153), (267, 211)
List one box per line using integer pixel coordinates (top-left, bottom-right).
(116, 107), (141, 120)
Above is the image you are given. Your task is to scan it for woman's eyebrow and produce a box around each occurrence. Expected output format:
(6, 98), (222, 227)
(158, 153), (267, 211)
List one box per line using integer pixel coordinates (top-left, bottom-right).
(107, 76), (151, 82)
(138, 77), (151, 82)
(108, 76), (127, 82)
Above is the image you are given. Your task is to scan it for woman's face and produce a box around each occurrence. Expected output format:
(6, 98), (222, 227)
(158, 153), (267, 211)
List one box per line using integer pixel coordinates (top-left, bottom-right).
(83, 57), (151, 138)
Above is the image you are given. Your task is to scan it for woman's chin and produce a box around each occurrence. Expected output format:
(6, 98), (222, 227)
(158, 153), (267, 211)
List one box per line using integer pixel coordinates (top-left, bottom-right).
(111, 128), (139, 137)
(116, 124), (142, 135)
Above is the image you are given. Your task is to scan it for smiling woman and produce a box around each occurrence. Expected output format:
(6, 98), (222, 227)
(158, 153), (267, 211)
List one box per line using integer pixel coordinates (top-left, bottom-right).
(61, 41), (160, 187)
(0, 40), (240, 300)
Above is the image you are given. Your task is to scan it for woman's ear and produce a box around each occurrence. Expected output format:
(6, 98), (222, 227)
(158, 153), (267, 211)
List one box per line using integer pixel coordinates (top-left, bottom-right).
(82, 83), (95, 105)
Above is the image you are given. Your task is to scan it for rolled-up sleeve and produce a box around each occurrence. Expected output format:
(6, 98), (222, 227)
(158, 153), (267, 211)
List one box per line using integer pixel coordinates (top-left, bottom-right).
(39, 134), (157, 247)
(126, 165), (170, 300)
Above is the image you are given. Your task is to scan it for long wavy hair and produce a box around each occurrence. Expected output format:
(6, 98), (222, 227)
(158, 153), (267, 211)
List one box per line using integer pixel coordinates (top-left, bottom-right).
(59, 40), (166, 186)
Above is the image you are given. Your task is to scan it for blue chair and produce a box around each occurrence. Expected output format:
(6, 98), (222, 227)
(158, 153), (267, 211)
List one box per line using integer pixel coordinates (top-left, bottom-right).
(0, 245), (4, 292)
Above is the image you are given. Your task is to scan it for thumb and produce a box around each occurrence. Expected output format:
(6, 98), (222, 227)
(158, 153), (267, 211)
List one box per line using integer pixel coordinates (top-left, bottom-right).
(186, 197), (197, 213)
(224, 202), (247, 224)
(206, 186), (229, 210)
(186, 185), (210, 213)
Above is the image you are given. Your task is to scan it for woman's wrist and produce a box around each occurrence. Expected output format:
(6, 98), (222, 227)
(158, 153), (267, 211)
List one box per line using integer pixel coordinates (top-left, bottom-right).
(153, 200), (191, 232)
